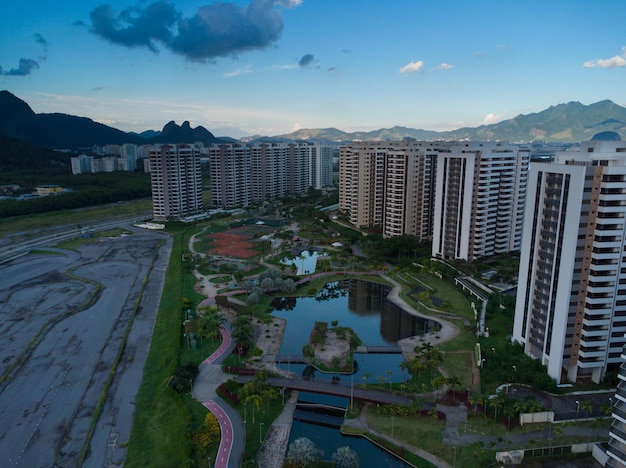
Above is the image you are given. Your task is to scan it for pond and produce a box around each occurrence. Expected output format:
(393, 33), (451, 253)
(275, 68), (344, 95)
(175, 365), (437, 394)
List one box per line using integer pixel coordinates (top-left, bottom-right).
(280, 249), (321, 275)
(270, 279), (440, 383)
(270, 279), (438, 466)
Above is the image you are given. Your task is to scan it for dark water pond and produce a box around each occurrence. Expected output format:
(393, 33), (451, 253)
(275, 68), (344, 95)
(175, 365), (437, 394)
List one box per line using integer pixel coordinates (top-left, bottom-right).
(288, 419), (410, 467)
(269, 279), (436, 466)
(270, 279), (440, 382)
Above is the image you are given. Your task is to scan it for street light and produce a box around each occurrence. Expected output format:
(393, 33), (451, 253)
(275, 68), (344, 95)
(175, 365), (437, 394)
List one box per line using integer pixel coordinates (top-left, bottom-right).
(391, 416), (394, 437)
(491, 347), (495, 354)
(259, 422), (264, 444)
(350, 376), (354, 411)
(575, 400), (580, 420)
(610, 397), (613, 408)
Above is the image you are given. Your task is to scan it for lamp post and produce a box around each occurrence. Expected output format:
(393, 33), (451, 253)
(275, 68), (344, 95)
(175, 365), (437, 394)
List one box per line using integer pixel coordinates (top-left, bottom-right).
(244, 402), (247, 424)
(575, 400), (580, 421)
(259, 422), (264, 444)
(391, 416), (394, 438)
(350, 376), (354, 411)
(609, 397), (613, 408)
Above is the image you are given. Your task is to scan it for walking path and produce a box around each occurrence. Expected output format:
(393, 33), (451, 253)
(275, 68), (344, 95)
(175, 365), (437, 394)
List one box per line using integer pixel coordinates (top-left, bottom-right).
(191, 326), (244, 468)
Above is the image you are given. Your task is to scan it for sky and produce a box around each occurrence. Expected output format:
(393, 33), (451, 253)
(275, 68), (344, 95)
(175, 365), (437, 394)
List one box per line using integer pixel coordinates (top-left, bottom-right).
(1, 0), (626, 138)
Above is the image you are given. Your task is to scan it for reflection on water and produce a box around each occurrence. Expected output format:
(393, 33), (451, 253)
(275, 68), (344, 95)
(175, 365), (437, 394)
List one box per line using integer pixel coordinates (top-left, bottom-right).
(271, 279), (440, 352)
(288, 420), (410, 467)
(271, 279), (429, 466)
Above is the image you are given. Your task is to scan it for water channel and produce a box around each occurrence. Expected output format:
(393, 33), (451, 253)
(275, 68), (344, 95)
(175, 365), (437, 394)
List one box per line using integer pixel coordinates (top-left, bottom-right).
(269, 279), (441, 466)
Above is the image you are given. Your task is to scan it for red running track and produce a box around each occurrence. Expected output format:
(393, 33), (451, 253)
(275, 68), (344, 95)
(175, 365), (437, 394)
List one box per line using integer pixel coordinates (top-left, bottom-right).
(202, 399), (234, 468)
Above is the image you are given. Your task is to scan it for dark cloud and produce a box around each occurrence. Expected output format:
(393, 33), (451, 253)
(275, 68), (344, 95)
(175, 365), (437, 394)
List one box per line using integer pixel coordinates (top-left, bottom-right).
(92, 85), (107, 91)
(90, 2), (179, 53)
(0, 58), (40, 76)
(298, 53), (314, 67)
(33, 33), (48, 50)
(88, 0), (300, 62)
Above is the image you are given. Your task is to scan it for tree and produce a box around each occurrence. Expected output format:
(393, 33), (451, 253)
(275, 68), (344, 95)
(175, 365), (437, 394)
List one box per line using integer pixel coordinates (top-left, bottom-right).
(581, 399), (594, 419)
(332, 446), (359, 468)
(468, 393), (483, 417)
(489, 393), (506, 422)
(399, 360), (409, 384)
(245, 394), (261, 424)
(287, 437), (319, 467)
(446, 375), (462, 403)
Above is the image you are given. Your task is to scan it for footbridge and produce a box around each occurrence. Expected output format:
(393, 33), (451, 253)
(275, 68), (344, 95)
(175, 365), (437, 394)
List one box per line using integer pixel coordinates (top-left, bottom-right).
(235, 376), (428, 408)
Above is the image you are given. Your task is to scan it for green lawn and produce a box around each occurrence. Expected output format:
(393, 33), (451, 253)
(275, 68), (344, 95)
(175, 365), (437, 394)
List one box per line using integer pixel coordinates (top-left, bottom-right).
(125, 233), (192, 467)
(0, 198), (152, 238)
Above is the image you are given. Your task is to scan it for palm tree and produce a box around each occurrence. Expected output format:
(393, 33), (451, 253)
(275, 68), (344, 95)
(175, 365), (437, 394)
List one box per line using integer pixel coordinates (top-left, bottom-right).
(446, 375), (462, 403)
(468, 393), (483, 417)
(581, 400), (594, 420)
(431, 374), (447, 399)
(489, 393), (506, 422)
(398, 360), (409, 384)
(245, 394), (261, 424)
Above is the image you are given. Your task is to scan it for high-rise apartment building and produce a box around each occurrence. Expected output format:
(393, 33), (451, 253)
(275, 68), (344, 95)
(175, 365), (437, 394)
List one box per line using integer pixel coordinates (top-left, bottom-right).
(207, 142), (331, 209)
(432, 142), (529, 261)
(513, 133), (626, 384)
(149, 144), (203, 221)
(70, 154), (93, 174)
(607, 344), (626, 467)
(338, 141), (437, 240)
(311, 145), (334, 189)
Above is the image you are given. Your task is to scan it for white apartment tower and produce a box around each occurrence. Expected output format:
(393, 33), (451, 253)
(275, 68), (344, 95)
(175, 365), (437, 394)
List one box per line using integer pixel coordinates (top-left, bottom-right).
(207, 142), (330, 209)
(311, 145), (334, 189)
(513, 132), (626, 384)
(338, 141), (437, 240)
(150, 144), (203, 221)
(608, 344), (626, 467)
(432, 142), (529, 261)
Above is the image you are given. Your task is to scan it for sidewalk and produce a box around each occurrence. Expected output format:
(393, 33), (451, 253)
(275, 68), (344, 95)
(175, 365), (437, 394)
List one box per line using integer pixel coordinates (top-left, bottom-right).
(256, 391), (299, 467)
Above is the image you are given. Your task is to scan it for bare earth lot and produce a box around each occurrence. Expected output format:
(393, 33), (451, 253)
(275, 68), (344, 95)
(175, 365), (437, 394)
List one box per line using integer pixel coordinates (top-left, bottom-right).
(0, 228), (171, 467)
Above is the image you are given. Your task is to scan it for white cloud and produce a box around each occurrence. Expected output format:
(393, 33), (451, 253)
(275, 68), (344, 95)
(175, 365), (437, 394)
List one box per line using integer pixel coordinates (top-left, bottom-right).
(583, 47), (626, 69)
(399, 60), (424, 74)
(481, 112), (504, 125)
(223, 65), (253, 78)
(438, 63), (454, 70)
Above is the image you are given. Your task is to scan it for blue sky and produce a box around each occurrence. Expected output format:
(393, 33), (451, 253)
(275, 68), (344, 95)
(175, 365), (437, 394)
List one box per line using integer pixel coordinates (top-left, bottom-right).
(1, 0), (625, 138)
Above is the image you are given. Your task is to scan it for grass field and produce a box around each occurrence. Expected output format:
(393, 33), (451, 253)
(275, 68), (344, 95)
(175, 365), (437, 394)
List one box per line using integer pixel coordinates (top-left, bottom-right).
(125, 233), (192, 467)
(0, 198), (152, 238)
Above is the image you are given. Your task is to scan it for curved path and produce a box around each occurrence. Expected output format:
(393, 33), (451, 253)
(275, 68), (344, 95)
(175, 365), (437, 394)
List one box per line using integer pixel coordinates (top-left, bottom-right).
(192, 326), (244, 468)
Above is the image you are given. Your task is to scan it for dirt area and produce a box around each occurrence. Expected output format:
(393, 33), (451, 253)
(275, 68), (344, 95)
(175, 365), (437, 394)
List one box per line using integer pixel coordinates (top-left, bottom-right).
(310, 329), (351, 369)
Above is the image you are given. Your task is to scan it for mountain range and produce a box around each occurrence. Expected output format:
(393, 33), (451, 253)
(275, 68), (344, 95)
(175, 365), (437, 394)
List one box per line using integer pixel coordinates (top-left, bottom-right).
(0, 91), (226, 149)
(0, 90), (625, 150)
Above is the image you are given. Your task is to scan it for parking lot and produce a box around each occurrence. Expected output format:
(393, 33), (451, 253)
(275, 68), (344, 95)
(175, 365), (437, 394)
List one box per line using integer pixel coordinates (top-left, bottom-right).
(0, 227), (171, 467)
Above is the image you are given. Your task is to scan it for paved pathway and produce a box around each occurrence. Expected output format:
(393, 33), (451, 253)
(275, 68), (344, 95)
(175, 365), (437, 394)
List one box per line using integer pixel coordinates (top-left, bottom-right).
(191, 326), (244, 468)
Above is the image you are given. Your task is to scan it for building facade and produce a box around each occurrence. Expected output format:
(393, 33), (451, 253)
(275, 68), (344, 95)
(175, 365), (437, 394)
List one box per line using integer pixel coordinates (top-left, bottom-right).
(207, 142), (332, 209)
(513, 134), (626, 384)
(149, 144), (203, 221)
(432, 142), (529, 261)
(338, 140), (437, 241)
(607, 343), (626, 467)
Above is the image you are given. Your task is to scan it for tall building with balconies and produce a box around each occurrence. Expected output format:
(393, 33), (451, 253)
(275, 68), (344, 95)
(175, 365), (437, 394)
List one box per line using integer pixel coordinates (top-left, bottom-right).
(607, 343), (626, 467)
(207, 143), (251, 209)
(338, 140), (437, 240)
(513, 132), (626, 384)
(432, 142), (529, 261)
(149, 144), (203, 221)
(207, 142), (329, 209)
